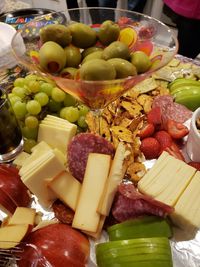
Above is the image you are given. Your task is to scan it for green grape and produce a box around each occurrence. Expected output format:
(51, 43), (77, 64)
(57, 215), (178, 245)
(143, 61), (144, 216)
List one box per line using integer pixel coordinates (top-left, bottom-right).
(23, 139), (37, 153)
(63, 94), (76, 107)
(27, 80), (40, 93)
(13, 101), (27, 119)
(77, 104), (90, 116)
(26, 100), (41, 115)
(12, 86), (27, 99)
(60, 106), (79, 123)
(51, 87), (66, 102)
(22, 126), (38, 140)
(13, 77), (26, 87)
(40, 82), (54, 96)
(9, 95), (21, 106)
(25, 116), (39, 128)
(77, 115), (88, 128)
(48, 99), (62, 112)
(8, 93), (15, 99)
(34, 92), (49, 106)
(24, 74), (38, 81)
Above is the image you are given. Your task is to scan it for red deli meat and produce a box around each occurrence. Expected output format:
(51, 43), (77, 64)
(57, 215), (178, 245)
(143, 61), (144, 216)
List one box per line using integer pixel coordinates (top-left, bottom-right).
(112, 183), (174, 222)
(152, 95), (192, 124)
(68, 133), (115, 182)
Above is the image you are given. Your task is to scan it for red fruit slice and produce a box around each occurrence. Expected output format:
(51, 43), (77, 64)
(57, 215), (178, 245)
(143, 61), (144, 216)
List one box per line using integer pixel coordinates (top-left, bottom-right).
(154, 130), (173, 152)
(166, 119), (189, 139)
(188, 162), (200, 170)
(147, 107), (162, 127)
(164, 142), (185, 161)
(138, 123), (155, 139)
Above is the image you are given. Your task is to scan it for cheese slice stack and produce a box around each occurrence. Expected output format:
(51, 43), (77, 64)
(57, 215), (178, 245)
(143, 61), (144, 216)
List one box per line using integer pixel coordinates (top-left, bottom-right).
(171, 171), (200, 232)
(20, 149), (65, 208)
(138, 151), (196, 206)
(37, 115), (77, 155)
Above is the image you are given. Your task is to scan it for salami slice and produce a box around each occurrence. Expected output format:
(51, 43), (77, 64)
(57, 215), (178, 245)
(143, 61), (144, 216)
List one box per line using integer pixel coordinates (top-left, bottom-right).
(112, 183), (174, 222)
(68, 133), (115, 182)
(52, 200), (74, 224)
(152, 95), (192, 124)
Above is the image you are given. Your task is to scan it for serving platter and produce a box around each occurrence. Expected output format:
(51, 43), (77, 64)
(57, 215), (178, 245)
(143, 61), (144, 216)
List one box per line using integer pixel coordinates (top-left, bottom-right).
(0, 55), (200, 266)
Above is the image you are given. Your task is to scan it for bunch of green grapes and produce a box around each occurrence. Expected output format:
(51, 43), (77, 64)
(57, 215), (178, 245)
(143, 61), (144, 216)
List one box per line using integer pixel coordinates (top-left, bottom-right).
(9, 74), (89, 152)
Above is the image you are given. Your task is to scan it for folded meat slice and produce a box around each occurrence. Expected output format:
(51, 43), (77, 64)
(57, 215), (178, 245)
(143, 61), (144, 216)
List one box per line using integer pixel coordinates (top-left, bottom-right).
(112, 183), (174, 222)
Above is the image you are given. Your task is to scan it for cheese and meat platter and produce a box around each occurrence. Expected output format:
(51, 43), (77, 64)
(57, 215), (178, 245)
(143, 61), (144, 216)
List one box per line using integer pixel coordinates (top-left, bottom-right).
(1, 12), (200, 266)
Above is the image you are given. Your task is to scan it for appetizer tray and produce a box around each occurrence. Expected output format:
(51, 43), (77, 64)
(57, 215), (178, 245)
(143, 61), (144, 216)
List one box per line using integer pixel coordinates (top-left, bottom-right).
(1, 55), (200, 267)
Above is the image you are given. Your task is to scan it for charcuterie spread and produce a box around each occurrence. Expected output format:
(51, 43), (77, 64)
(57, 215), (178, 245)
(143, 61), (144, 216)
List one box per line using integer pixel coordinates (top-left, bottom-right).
(1, 11), (200, 267)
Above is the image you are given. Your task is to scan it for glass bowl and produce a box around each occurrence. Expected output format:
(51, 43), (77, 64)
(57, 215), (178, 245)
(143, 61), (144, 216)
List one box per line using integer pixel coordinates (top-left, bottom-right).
(11, 8), (178, 110)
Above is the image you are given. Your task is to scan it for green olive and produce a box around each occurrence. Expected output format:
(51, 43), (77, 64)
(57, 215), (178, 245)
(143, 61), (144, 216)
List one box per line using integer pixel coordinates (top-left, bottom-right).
(82, 46), (103, 58)
(130, 51), (152, 73)
(68, 22), (97, 49)
(39, 24), (72, 47)
(98, 20), (120, 45)
(39, 41), (66, 73)
(79, 59), (116, 81)
(64, 46), (82, 68)
(102, 41), (130, 60)
(82, 51), (103, 64)
(108, 58), (137, 78)
(60, 67), (78, 79)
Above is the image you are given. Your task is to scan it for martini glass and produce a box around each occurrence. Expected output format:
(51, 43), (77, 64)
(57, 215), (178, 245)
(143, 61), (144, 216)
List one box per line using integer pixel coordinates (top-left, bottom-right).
(11, 8), (178, 123)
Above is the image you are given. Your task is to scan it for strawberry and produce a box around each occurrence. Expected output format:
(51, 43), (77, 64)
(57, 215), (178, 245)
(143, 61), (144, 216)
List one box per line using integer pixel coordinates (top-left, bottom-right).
(187, 162), (200, 170)
(166, 119), (189, 139)
(140, 137), (161, 160)
(154, 130), (173, 152)
(164, 142), (185, 161)
(138, 123), (155, 139)
(147, 107), (162, 128)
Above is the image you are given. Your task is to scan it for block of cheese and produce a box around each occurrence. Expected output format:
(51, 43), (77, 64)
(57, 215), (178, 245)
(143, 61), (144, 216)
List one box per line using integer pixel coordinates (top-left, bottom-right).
(31, 141), (52, 153)
(8, 207), (36, 226)
(37, 123), (76, 155)
(83, 215), (106, 239)
(21, 150), (65, 208)
(171, 171), (200, 232)
(47, 170), (81, 211)
(72, 153), (111, 232)
(138, 153), (196, 206)
(98, 142), (126, 216)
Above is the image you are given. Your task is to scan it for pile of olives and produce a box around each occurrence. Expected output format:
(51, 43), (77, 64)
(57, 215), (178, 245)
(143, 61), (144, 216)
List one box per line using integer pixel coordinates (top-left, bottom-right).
(38, 20), (152, 81)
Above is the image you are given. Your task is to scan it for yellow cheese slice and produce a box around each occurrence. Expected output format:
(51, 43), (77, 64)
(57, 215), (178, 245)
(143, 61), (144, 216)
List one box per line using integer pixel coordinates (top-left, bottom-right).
(13, 151), (30, 167)
(171, 171), (200, 232)
(72, 153), (111, 232)
(98, 142), (126, 216)
(31, 141), (52, 153)
(21, 150), (65, 208)
(37, 124), (76, 154)
(138, 151), (170, 191)
(155, 163), (196, 206)
(8, 207), (36, 226)
(47, 170), (81, 211)
(46, 114), (75, 126)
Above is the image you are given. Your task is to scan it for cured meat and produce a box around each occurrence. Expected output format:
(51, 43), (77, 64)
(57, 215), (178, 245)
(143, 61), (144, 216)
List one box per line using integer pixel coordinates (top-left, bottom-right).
(52, 200), (74, 224)
(152, 95), (192, 124)
(68, 133), (115, 182)
(112, 183), (174, 222)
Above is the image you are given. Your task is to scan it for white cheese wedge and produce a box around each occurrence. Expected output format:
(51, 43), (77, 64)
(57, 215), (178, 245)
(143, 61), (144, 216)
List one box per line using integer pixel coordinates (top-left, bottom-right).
(171, 171), (200, 232)
(31, 141), (52, 153)
(20, 142), (53, 174)
(13, 151), (30, 167)
(138, 153), (196, 206)
(138, 151), (170, 191)
(21, 150), (65, 208)
(46, 115), (75, 126)
(47, 170), (81, 211)
(98, 142), (126, 216)
(72, 153), (111, 232)
(37, 124), (76, 155)
(8, 207), (36, 226)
